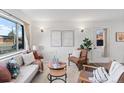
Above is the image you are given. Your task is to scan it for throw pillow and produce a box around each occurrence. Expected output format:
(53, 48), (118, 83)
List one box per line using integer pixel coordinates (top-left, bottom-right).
(22, 52), (35, 66)
(15, 55), (24, 66)
(0, 65), (11, 82)
(93, 67), (109, 83)
(7, 58), (20, 79)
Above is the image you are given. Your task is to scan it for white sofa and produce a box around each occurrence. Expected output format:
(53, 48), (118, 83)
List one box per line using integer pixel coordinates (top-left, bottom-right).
(0, 53), (39, 83)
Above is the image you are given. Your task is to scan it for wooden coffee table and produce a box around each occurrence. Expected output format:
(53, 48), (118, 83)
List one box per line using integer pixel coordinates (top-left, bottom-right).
(47, 62), (67, 83)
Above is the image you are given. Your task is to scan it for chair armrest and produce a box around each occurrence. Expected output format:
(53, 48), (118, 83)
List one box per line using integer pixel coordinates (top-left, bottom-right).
(79, 77), (92, 83)
(83, 64), (98, 70)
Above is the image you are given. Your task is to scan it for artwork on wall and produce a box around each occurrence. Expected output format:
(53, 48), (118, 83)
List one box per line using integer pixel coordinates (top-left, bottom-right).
(62, 31), (74, 47)
(51, 31), (61, 47)
(116, 32), (124, 42)
(96, 29), (105, 46)
(51, 30), (74, 47)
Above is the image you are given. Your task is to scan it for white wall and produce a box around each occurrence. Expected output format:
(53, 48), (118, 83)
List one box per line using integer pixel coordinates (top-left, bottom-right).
(31, 20), (124, 63)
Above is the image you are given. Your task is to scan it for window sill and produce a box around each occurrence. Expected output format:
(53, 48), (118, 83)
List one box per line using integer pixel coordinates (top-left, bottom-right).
(0, 49), (27, 60)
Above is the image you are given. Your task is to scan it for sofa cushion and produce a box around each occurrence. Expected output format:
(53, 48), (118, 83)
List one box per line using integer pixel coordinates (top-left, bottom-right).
(10, 64), (39, 83)
(0, 54), (24, 67)
(15, 55), (24, 66)
(0, 65), (11, 82)
(22, 52), (35, 66)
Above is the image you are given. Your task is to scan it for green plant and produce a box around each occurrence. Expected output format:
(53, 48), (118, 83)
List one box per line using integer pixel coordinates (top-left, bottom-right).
(80, 38), (93, 51)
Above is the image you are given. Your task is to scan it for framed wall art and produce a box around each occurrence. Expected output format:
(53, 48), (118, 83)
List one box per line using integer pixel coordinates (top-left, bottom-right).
(62, 30), (74, 47)
(96, 29), (105, 46)
(51, 30), (74, 47)
(51, 31), (62, 47)
(116, 32), (124, 42)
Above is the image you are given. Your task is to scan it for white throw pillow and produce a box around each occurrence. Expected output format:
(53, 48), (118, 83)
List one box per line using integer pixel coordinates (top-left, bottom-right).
(71, 50), (81, 58)
(22, 52), (35, 66)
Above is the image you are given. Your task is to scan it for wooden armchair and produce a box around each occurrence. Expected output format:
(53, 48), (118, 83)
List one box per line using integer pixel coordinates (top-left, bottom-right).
(68, 49), (88, 71)
(33, 50), (44, 71)
(78, 63), (124, 83)
(78, 64), (98, 83)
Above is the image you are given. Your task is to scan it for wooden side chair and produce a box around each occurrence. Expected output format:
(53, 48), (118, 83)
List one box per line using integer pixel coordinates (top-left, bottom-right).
(68, 49), (88, 71)
(33, 50), (44, 72)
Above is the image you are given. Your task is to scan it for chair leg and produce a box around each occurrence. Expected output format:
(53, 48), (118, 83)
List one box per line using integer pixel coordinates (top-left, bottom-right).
(41, 61), (44, 71)
(65, 74), (67, 83)
(50, 75), (52, 83)
(68, 60), (70, 66)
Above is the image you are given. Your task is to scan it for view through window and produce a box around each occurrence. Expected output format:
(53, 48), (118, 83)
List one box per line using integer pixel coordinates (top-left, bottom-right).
(0, 17), (24, 55)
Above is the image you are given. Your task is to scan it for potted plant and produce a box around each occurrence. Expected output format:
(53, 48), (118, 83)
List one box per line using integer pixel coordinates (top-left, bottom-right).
(80, 38), (93, 51)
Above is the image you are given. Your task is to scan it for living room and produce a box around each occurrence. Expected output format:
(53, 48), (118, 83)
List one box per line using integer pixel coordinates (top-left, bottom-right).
(1, 9), (124, 83)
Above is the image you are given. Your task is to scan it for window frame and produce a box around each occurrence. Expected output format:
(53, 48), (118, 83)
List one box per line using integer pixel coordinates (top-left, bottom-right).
(0, 13), (26, 59)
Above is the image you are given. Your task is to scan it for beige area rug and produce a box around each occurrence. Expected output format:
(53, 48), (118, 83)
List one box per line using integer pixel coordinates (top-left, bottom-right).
(32, 62), (80, 83)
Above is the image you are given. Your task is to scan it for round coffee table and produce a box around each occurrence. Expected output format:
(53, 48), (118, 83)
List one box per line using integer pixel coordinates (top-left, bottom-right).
(47, 62), (67, 83)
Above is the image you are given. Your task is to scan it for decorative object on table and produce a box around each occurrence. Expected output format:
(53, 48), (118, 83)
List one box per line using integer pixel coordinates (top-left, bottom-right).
(7, 58), (20, 79)
(52, 56), (60, 68)
(80, 38), (93, 51)
(116, 32), (124, 42)
(52, 56), (59, 63)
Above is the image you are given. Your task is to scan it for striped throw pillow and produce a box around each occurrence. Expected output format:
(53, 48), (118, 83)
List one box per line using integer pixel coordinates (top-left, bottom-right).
(93, 67), (109, 83)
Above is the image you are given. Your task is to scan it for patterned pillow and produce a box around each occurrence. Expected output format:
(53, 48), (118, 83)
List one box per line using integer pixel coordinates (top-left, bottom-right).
(93, 67), (109, 83)
(7, 58), (20, 79)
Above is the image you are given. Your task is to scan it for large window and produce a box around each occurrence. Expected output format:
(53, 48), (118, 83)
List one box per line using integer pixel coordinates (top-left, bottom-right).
(0, 17), (24, 55)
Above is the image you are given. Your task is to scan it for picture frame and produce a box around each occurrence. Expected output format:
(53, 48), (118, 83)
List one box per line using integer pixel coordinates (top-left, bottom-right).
(51, 31), (62, 47)
(116, 32), (124, 42)
(96, 29), (105, 46)
(62, 30), (74, 47)
(51, 30), (74, 47)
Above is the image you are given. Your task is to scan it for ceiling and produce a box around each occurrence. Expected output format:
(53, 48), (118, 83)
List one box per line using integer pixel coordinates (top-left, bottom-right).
(16, 9), (124, 22)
